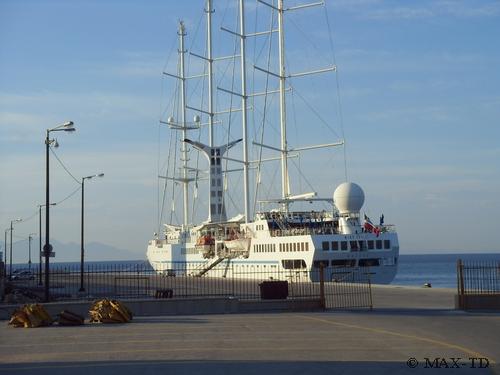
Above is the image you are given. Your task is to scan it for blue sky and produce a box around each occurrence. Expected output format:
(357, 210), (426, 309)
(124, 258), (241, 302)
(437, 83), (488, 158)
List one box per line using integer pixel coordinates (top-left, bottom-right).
(1, 0), (499, 262)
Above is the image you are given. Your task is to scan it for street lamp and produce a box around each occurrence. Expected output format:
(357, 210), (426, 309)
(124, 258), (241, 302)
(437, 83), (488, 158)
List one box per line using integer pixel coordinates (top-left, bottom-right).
(27, 233), (36, 271)
(9, 218), (22, 278)
(44, 121), (76, 301)
(79, 173), (104, 292)
(38, 203), (56, 286)
(3, 229), (8, 277)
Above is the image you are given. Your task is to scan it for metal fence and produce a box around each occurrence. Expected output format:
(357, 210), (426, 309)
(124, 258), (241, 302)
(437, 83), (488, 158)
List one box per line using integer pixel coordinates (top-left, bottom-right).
(457, 259), (500, 295)
(4, 262), (373, 310)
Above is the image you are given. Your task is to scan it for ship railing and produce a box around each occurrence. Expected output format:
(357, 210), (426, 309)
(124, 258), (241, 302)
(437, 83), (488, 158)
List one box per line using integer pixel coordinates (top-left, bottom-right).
(150, 239), (168, 246)
(379, 225), (396, 233)
(270, 227), (338, 237)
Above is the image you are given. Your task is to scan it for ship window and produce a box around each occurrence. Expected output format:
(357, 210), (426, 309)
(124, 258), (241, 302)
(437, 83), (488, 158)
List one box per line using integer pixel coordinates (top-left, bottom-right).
(341, 241), (348, 251)
(331, 241), (339, 251)
(211, 149), (215, 156)
(359, 241), (366, 251)
(313, 260), (329, 268)
(306, 242), (309, 251)
(218, 191), (222, 197)
(211, 158), (215, 165)
(300, 242), (305, 251)
(322, 241), (329, 251)
(376, 240), (383, 249)
(218, 204), (222, 213)
(211, 191), (216, 197)
(367, 240), (374, 250)
(210, 204), (216, 213)
(293, 243), (297, 252)
(282, 259), (306, 269)
(273, 244), (276, 252)
(359, 258), (380, 267)
(211, 179), (215, 186)
(216, 158), (221, 165)
(279, 243), (282, 252)
(350, 241), (359, 251)
(331, 259), (356, 267)
(216, 148), (220, 156)
(217, 179), (221, 186)
(384, 240), (391, 249)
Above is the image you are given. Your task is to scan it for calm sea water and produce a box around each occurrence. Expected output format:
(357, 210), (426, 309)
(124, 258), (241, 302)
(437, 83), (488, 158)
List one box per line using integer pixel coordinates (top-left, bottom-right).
(393, 253), (500, 288)
(9, 253), (500, 289)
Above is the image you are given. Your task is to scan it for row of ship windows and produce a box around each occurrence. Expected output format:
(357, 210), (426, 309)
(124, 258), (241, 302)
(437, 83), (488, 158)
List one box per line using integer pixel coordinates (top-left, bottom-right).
(253, 242), (310, 253)
(322, 239), (391, 251)
(312, 258), (392, 268)
(255, 224), (266, 231)
(254, 243), (275, 252)
(283, 257), (397, 269)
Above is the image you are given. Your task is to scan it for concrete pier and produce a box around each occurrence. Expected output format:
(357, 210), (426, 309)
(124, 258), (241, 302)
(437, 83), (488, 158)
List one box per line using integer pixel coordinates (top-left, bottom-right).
(0, 285), (498, 374)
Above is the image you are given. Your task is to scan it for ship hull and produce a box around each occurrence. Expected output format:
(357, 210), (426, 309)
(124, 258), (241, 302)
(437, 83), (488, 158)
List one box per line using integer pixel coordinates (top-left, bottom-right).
(147, 231), (399, 284)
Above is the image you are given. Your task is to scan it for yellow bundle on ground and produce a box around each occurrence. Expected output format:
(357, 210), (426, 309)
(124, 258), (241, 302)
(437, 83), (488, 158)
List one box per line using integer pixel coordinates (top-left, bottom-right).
(9, 304), (53, 328)
(89, 299), (133, 323)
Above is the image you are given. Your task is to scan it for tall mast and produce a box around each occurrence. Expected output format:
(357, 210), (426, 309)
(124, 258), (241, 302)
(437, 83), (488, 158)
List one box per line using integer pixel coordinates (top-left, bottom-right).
(206, 0), (214, 147)
(239, 0), (250, 223)
(179, 21), (189, 228)
(277, 0), (289, 210)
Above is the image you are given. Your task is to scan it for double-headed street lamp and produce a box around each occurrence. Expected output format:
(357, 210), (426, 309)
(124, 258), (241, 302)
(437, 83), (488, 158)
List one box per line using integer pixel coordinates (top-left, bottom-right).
(38, 203), (56, 286)
(79, 173), (104, 292)
(44, 121), (76, 302)
(9, 218), (22, 278)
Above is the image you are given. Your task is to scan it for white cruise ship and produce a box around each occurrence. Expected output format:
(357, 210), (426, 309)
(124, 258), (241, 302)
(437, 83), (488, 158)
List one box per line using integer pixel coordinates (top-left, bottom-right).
(147, 0), (399, 284)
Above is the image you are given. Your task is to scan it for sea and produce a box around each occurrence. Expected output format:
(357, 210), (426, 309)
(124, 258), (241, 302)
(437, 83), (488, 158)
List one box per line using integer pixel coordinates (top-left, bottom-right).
(8, 253), (499, 289)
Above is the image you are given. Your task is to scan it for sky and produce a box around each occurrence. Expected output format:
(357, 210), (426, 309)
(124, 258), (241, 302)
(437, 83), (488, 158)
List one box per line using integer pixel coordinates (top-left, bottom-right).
(1, 0), (499, 263)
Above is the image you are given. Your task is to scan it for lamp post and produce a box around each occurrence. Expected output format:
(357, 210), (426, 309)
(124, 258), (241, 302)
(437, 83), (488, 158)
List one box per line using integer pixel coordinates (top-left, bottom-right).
(79, 173), (104, 292)
(9, 218), (22, 278)
(3, 229), (8, 277)
(44, 121), (75, 301)
(27, 233), (36, 271)
(38, 203), (56, 285)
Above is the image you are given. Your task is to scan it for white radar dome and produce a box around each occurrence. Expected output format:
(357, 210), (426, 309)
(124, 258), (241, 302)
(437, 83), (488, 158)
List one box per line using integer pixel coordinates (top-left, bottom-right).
(333, 182), (365, 214)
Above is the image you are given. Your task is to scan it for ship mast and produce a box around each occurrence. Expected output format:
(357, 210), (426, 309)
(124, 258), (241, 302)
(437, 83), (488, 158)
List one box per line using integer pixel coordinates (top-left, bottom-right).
(277, 0), (290, 211)
(239, 0), (250, 223)
(254, 0), (341, 211)
(206, 0), (214, 148)
(179, 21), (189, 229)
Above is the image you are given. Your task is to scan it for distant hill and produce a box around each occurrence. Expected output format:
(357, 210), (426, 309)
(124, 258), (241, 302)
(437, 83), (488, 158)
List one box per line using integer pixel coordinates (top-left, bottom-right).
(7, 238), (143, 264)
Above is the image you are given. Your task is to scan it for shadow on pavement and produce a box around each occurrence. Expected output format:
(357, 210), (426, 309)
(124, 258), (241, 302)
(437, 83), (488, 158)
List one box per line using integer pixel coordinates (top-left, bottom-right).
(0, 360), (494, 375)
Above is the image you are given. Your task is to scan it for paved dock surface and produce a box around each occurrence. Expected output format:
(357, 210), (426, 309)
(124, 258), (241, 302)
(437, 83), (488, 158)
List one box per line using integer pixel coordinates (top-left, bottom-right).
(0, 286), (498, 374)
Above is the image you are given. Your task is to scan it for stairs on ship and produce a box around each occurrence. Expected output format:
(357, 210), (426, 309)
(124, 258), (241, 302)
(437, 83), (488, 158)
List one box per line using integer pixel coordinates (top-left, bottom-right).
(191, 257), (226, 277)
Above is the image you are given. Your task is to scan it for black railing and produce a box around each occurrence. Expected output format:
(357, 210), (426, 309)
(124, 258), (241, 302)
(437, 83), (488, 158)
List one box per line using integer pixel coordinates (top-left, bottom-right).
(4, 262), (372, 310)
(457, 259), (500, 310)
(457, 260), (500, 295)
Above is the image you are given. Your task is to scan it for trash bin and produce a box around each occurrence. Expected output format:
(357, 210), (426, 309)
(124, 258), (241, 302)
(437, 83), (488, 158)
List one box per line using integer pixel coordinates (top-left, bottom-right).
(259, 280), (288, 299)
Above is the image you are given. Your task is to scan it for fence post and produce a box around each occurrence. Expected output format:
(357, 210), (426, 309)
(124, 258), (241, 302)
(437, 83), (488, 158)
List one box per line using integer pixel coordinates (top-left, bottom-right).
(319, 263), (325, 309)
(457, 259), (465, 309)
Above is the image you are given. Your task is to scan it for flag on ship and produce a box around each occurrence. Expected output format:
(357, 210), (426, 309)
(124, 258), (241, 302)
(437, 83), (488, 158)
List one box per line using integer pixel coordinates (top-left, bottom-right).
(364, 214), (380, 236)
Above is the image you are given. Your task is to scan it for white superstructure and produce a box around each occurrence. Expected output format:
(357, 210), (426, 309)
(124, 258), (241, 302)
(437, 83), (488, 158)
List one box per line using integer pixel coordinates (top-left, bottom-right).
(147, 0), (399, 284)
